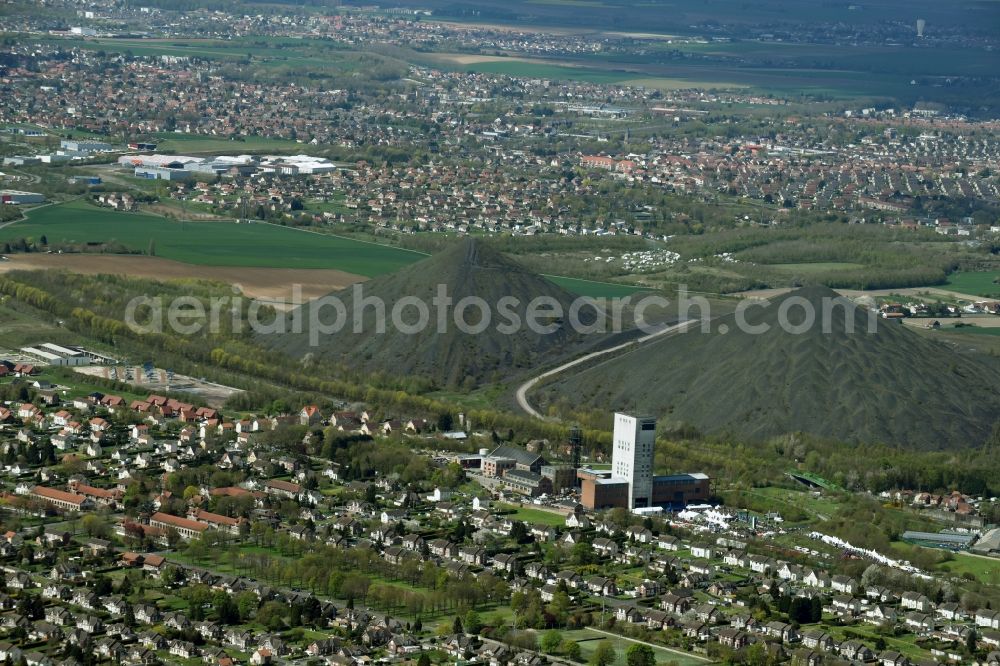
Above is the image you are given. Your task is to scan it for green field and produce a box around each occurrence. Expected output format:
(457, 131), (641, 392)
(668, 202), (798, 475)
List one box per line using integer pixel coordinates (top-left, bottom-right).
(769, 262), (866, 273)
(1, 202), (666, 293)
(942, 271), (1000, 297)
(462, 59), (739, 91)
(546, 275), (651, 298)
(0, 201), (423, 275)
(561, 629), (709, 666)
(0, 301), (62, 345)
(949, 325), (1000, 336)
(464, 60), (639, 84)
(462, 56), (922, 99)
(496, 503), (568, 527)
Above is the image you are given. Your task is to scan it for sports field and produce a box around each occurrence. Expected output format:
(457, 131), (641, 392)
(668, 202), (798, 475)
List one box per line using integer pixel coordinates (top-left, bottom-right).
(497, 503), (568, 527)
(0, 201), (423, 276)
(150, 132), (304, 155)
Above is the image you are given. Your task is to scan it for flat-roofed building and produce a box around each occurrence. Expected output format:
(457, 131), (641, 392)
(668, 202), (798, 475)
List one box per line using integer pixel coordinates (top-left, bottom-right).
(20, 344), (88, 366)
(134, 166), (191, 181)
(578, 458), (710, 512)
(652, 473), (711, 507)
(482, 456), (516, 478)
(901, 531), (975, 549)
(581, 476), (630, 510)
(60, 139), (111, 153)
(541, 464), (578, 492)
(1, 190), (45, 205)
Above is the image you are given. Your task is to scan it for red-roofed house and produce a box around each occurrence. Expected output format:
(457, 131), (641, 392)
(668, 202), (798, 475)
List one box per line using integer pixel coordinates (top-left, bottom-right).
(300, 405), (322, 426)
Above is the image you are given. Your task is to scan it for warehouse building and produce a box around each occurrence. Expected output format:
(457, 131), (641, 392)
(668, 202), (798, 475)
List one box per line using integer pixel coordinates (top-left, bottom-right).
(119, 154), (202, 168)
(901, 530), (976, 550)
(0, 190), (45, 205)
(258, 154), (338, 175)
(134, 166), (192, 181)
(60, 139), (112, 153)
(2, 156), (42, 167)
(19, 343), (90, 366)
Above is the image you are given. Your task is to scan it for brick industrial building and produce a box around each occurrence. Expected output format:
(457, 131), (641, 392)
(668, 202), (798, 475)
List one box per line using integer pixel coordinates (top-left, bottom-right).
(580, 413), (710, 511)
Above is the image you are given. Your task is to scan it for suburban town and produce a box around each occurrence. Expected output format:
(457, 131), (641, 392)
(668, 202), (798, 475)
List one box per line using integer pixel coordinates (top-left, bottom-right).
(1, 0), (999, 665)
(2, 14), (998, 235)
(0, 354), (997, 666)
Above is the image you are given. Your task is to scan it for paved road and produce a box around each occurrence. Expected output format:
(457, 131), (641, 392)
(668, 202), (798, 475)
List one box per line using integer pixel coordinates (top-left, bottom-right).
(2, 166), (41, 185)
(514, 319), (700, 419)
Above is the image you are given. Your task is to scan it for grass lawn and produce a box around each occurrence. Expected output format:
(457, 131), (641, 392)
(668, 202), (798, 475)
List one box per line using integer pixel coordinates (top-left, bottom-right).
(726, 485), (841, 522)
(942, 271), (1000, 297)
(496, 503), (568, 527)
(824, 623), (925, 659)
(561, 628), (709, 666)
(0, 200), (423, 276)
(926, 549), (1000, 584)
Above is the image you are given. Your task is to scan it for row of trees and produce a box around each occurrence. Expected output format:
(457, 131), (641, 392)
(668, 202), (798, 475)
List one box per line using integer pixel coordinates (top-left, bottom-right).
(178, 540), (512, 619)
